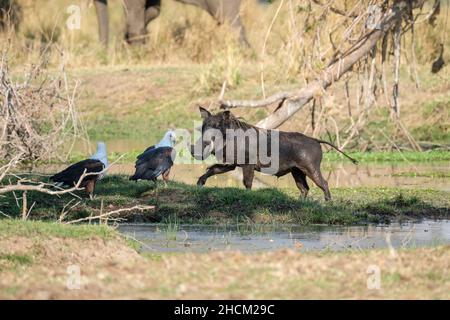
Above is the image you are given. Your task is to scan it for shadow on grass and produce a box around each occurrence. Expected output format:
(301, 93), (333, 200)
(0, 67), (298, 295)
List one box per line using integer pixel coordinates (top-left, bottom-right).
(145, 182), (359, 225)
(363, 194), (449, 223)
(0, 175), (448, 225)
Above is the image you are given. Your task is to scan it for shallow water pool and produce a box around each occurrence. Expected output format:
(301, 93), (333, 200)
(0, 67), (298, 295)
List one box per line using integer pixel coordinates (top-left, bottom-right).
(118, 219), (450, 253)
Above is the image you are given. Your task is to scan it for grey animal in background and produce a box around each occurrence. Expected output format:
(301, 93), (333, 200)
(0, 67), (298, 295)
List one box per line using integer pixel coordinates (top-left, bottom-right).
(93, 0), (249, 47)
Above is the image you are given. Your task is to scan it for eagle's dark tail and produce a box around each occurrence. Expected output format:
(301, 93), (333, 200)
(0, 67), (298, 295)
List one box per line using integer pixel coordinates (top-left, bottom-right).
(50, 172), (64, 182)
(129, 169), (161, 181)
(314, 139), (358, 164)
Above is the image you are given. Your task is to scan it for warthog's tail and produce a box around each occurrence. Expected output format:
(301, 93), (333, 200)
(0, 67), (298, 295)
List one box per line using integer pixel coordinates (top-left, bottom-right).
(314, 139), (358, 164)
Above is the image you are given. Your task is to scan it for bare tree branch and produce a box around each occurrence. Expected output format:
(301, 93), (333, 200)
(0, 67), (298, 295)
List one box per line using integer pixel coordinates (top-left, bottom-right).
(220, 1), (417, 130)
(311, 0), (358, 18)
(65, 205), (155, 224)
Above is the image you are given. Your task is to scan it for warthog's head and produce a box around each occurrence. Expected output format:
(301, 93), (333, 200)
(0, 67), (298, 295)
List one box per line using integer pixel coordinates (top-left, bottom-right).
(190, 106), (235, 160)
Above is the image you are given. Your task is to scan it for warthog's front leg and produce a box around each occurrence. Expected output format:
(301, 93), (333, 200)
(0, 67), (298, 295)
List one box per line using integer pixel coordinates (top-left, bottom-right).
(197, 164), (237, 186)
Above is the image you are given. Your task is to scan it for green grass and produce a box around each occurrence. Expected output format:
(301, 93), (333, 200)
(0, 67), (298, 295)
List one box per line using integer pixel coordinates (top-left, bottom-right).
(0, 219), (117, 240)
(322, 150), (450, 163)
(392, 172), (450, 178)
(0, 253), (33, 267)
(0, 219), (142, 253)
(411, 99), (450, 144)
(1, 175), (448, 225)
(0, 252), (33, 272)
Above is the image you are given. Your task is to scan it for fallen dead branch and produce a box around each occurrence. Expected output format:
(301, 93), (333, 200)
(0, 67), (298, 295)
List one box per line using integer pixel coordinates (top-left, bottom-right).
(65, 205), (155, 224)
(0, 154), (125, 220)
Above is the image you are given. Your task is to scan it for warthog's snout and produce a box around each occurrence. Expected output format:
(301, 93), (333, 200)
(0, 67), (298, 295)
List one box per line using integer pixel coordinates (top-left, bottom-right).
(190, 142), (212, 161)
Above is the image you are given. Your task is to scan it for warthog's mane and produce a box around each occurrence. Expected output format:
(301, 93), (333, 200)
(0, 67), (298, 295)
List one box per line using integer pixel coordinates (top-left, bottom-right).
(224, 113), (266, 134)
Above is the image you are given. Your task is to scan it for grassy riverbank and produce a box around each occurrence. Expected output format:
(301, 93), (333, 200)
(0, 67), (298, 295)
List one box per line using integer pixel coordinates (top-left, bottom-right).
(0, 220), (449, 299)
(1, 175), (448, 225)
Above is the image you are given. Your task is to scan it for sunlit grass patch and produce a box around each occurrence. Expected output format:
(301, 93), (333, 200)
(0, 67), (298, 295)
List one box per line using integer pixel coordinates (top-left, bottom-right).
(0, 219), (117, 240)
(392, 171), (450, 178)
(322, 150), (450, 163)
(0, 253), (33, 268)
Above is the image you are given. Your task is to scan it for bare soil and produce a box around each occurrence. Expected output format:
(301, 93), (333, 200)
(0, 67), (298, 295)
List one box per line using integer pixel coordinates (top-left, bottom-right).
(1, 235), (449, 299)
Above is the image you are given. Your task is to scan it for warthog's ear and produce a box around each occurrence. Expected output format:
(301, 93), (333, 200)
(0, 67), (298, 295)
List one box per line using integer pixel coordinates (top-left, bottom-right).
(222, 110), (231, 121)
(199, 106), (211, 119)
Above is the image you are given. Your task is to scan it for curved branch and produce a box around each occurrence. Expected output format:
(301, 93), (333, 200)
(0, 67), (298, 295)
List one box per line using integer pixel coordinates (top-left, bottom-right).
(220, 1), (411, 129)
(311, 0), (358, 18)
(220, 92), (292, 109)
(65, 205), (155, 224)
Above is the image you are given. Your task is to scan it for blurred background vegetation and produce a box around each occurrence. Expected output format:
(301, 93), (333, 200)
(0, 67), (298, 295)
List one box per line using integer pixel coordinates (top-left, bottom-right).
(0, 0), (449, 153)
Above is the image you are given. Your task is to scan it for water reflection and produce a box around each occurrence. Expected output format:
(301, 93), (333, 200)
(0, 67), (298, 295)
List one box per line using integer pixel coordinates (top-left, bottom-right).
(118, 220), (450, 253)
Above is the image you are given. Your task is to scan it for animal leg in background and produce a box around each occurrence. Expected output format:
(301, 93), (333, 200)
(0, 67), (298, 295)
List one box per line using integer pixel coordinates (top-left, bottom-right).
(145, 0), (161, 25)
(124, 0), (147, 45)
(197, 164), (237, 186)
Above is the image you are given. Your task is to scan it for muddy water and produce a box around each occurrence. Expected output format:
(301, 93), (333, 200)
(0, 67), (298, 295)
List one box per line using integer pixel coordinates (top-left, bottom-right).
(118, 220), (450, 253)
(32, 162), (450, 191)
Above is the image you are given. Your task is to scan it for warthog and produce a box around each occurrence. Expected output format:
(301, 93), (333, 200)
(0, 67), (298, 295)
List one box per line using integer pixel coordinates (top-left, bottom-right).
(191, 107), (357, 201)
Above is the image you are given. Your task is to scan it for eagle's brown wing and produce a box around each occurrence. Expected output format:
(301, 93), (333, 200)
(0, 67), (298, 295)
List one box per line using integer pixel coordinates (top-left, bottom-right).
(51, 159), (104, 187)
(130, 147), (174, 181)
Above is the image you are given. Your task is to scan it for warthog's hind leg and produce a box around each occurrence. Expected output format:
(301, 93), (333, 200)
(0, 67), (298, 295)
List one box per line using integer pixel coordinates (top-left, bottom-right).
(291, 168), (309, 199)
(305, 168), (331, 201)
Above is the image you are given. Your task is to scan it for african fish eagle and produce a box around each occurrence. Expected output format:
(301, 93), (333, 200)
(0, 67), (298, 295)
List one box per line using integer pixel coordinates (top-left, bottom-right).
(130, 130), (176, 185)
(51, 142), (108, 199)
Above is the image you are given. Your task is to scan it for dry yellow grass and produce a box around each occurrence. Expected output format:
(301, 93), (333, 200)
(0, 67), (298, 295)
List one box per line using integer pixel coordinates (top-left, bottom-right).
(1, 234), (449, 299)
(1, 1), (449, 150)
(5, 1), (449, 72)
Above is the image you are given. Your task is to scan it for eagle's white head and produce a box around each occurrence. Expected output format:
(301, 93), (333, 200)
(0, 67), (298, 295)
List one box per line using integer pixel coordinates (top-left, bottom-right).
(90, 141), (109, 168)
(156, 129), (177, 148)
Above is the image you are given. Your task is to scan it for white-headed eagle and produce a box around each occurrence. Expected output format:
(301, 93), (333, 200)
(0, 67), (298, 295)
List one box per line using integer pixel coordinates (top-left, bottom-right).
(51, 142), (108, 199)
(130, 130), (176, 186)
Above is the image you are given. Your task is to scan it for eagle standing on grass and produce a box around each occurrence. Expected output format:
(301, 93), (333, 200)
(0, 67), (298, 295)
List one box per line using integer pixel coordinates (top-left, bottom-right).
(51, 142), (109, 199)
(130, 130), (177, 186)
